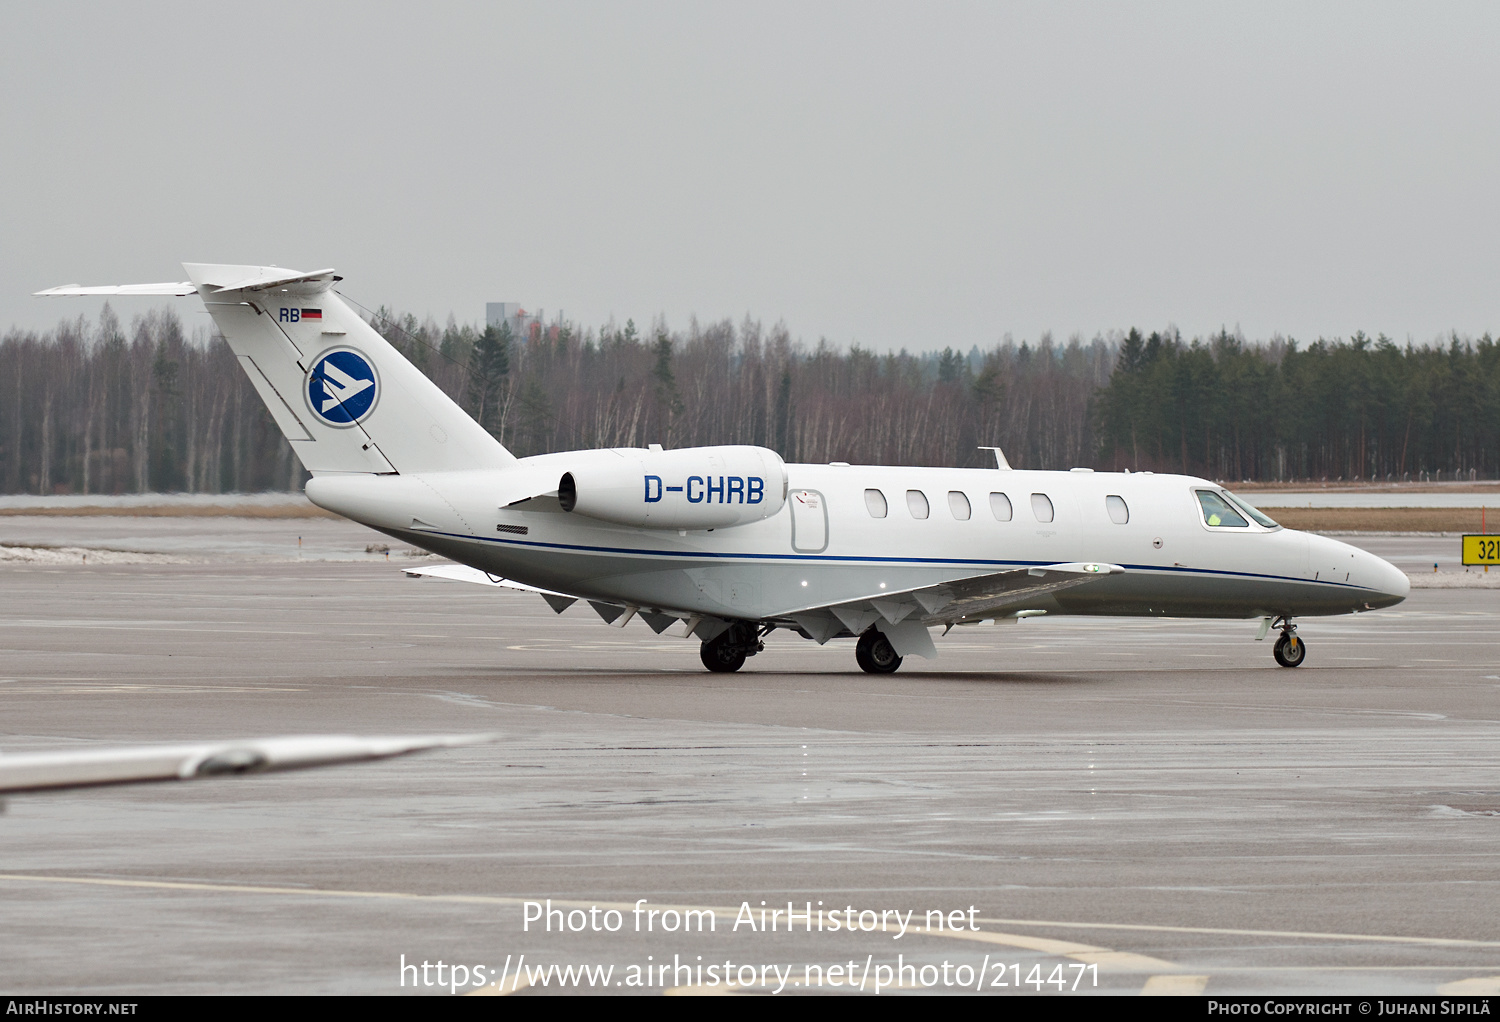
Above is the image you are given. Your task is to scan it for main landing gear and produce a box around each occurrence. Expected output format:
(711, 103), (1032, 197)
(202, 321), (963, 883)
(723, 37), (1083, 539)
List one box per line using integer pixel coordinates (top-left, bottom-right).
(699, 622), (767, 673)
(1272, 618), (1306, 668)
(855, 629), (903, 674)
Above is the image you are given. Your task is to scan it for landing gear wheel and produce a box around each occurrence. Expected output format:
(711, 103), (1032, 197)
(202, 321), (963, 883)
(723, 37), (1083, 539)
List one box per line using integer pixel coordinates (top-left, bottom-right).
(700, 633), (747, 673)
(1273, 631), (1306, 668)
(855, 630), (903, 674)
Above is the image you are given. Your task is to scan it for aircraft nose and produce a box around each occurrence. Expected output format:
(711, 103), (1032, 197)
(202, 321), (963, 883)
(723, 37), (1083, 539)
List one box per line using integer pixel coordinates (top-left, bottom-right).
(1311, 533), (1410, 609)
(1361, 549), (1410, 607)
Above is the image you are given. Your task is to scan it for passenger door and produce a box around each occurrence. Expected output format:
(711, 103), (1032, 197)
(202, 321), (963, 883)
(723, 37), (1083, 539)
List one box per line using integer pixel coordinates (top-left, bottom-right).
(790, 489), (829, 553)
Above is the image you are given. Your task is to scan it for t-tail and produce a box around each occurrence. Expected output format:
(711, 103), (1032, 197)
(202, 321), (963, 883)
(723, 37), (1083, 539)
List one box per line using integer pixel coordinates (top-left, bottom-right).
(38, 263), (515, 476)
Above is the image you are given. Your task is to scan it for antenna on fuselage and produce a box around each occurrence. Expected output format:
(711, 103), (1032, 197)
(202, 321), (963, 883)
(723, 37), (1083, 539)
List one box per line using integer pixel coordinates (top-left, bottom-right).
(978, 446), (1013, 470)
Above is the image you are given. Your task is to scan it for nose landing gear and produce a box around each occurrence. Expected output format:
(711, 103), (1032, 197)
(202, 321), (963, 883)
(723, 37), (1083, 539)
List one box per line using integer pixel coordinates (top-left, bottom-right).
(1271, 618), (1306, 668)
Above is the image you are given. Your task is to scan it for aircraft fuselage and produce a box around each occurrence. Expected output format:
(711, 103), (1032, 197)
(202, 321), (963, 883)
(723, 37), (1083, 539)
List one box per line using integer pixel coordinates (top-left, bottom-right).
(308, 461), (1409, 627)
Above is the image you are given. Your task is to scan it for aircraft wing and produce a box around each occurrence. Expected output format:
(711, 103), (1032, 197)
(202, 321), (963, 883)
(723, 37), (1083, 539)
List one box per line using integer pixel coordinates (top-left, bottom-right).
(0, 733), (495, 796)
(402, 564), (700, 634)
(406, 561), (1123, 649)
(785, 562), (1124, 645)
(403, 563), (583, 613)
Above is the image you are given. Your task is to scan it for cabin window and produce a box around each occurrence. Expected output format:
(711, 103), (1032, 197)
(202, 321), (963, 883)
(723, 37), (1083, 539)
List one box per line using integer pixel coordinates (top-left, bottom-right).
(864, 488), (888, 519)
(907, 489), (930, 519)
(948, 491), (971, 520)
(989, 492), (1013, 522)
(1031, 493), (1054, 523)
(1105, 494), (1129, 524)
(1197, 490), (1249, 528)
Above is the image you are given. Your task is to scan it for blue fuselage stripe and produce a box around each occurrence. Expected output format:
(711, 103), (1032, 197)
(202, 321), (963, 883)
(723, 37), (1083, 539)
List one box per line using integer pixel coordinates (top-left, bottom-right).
(420, 529), (1380, 593)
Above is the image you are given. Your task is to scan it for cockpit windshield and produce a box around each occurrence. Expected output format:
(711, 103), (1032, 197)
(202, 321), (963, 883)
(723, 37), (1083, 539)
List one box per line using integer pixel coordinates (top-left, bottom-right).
(1197, 490), (1248, 528)
(1196, 489), (1281, 529)
(1222, 490), (1280, 529)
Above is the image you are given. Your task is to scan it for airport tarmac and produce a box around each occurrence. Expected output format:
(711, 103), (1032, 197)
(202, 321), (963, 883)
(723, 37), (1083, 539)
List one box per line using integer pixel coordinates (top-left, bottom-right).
(1, 520), (1498, 996)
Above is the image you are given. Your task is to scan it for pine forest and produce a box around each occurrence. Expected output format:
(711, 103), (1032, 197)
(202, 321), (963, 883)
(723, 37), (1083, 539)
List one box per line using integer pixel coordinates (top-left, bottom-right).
(2, 304), (1498, 495)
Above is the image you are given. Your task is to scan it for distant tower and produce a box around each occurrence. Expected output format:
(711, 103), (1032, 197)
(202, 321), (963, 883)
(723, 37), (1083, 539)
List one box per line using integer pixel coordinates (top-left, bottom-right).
(485, 303), (520, 329)
(486, 302), (545, 341)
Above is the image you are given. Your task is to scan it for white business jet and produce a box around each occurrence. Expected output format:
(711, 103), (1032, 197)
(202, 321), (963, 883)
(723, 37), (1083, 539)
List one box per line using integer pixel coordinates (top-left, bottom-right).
(38, 265), (1409, 674)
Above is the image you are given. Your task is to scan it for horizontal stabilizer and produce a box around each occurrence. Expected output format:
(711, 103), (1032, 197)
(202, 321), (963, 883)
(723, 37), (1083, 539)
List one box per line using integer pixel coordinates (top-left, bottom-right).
(35, 267), (341, 299)
(34, 282), (197, 297)
(0, 733), (496, 795)
(185, 264), (340, 294)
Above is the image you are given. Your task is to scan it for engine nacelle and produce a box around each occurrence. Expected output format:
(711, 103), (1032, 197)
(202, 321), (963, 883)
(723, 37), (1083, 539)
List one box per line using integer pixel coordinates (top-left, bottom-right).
(557, 446), (788, 529)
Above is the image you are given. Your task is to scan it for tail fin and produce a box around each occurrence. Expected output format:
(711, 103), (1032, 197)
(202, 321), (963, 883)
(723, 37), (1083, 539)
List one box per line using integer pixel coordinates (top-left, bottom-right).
(181, 263), (513, 475)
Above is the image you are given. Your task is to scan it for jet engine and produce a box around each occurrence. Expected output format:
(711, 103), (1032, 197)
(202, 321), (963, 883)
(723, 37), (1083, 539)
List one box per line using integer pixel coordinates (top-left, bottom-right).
(557, 445), (788, 529)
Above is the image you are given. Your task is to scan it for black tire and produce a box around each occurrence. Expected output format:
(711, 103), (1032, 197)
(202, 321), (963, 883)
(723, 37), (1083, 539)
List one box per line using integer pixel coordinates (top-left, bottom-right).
(855, 630), (903, 674)
(1273, 632), (1306, 668)
(700, 634), (746, 673)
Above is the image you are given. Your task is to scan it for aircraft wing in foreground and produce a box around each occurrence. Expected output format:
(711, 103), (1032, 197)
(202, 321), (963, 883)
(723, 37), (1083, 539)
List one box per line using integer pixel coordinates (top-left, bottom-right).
(0, 733), (495, 797)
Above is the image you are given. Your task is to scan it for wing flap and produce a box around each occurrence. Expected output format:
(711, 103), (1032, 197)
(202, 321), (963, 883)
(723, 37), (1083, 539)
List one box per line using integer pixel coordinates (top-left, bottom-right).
(796, 562), (1123, 626)
(882, 618), (937, 658)
(919, 561), (1123, 620)
(791, 612), (840, 644)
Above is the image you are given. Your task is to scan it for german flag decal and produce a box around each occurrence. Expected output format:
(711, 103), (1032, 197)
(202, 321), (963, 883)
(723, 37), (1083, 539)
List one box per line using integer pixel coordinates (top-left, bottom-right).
(302, 308), (323, 320)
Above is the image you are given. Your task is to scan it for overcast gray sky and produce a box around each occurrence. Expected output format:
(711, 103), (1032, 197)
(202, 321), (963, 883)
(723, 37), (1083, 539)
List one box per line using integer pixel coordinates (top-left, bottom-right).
(4, 2), (1498, 349)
